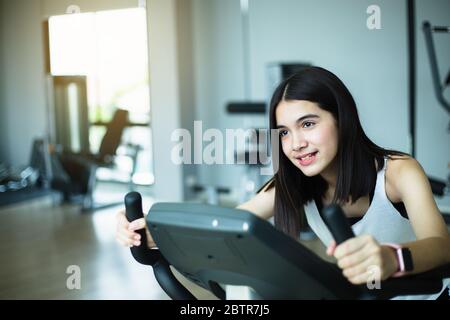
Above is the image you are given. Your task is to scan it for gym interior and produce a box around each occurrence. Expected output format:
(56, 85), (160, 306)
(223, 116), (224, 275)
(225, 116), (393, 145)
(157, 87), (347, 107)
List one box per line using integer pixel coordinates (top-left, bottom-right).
(0, 0), (449, 300)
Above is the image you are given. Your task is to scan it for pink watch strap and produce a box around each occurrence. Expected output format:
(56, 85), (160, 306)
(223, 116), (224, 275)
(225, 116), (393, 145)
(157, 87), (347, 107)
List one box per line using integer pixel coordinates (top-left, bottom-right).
(383, 243), (406, 277)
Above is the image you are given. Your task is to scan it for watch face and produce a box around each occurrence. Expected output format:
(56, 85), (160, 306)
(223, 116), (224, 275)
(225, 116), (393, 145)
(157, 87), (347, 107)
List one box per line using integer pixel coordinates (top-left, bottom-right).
(402, 248), (414, 272)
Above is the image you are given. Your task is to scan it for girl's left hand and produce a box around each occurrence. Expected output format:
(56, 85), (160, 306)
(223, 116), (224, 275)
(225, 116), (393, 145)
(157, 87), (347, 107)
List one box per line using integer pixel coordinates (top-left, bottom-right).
(326, 235), (399, 285)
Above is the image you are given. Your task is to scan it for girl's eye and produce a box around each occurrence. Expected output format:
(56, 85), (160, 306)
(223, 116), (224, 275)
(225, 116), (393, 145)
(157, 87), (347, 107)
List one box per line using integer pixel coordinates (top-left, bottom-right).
(279, 129), (288, 137)
(302, 121), (315, 128)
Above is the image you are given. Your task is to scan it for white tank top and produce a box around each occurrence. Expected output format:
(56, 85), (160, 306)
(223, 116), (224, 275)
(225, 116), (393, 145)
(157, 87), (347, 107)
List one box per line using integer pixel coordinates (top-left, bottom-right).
(304, 158), (449, 300)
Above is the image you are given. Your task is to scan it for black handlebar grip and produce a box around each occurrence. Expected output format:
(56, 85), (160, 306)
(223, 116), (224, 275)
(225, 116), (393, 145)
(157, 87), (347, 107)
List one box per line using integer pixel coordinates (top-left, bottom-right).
(124, 192), (158, 265)
(124, 193), (195, 299)
(125, 191), (144, 220)
(321, 204), (355, 245)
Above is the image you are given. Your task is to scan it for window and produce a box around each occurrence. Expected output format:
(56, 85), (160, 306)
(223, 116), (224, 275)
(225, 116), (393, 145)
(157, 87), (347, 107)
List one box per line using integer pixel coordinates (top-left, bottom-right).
(48, 8), (153, 185)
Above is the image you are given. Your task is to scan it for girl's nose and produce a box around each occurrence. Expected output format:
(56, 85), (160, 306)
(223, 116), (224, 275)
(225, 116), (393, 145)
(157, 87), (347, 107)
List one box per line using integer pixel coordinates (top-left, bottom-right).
(292, 132), (307, 151)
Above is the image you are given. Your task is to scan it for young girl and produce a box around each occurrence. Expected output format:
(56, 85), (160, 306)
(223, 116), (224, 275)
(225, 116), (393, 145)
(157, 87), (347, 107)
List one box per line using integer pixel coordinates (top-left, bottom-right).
(115, 66), (450, 299)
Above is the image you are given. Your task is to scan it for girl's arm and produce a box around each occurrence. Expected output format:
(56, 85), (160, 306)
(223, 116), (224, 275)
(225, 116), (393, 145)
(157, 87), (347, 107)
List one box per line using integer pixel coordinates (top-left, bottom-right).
(388, 157), (450, 275)
(236, 183), (275, 220)
(330, 157), (450, 284)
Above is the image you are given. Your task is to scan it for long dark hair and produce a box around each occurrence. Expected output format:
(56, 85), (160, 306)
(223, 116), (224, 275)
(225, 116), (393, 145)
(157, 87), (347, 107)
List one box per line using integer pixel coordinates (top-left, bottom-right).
(261, 66), (407, 239)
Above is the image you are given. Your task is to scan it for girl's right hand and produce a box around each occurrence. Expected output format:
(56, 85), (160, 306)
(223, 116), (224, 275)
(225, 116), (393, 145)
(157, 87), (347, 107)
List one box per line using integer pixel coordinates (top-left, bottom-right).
(115, 208), (156, 248)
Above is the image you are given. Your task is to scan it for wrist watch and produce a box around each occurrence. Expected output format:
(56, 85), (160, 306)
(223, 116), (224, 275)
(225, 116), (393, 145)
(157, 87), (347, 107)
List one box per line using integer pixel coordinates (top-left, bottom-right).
(383, 243), (414, 277)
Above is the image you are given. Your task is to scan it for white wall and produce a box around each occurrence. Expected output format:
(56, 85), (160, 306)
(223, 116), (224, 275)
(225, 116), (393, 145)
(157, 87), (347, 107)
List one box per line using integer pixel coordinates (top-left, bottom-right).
(176, 0), (199, 200)
(0, 0), (48, 166)
(146, 0), (184, 201)
(191, 0), (257, 191)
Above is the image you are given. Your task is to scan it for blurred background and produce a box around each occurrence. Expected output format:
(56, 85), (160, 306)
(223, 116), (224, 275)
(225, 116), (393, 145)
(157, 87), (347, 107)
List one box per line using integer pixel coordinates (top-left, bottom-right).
(0, 0), (449, 299)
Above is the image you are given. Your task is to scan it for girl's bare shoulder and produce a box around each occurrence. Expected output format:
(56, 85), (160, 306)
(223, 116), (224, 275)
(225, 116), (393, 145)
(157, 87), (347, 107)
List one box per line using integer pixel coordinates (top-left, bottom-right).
(385, 155), (424, 202)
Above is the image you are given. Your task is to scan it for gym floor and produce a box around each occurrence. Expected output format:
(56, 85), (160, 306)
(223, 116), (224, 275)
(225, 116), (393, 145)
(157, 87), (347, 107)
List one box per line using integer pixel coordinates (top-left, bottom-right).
(0, 182), (217, 299)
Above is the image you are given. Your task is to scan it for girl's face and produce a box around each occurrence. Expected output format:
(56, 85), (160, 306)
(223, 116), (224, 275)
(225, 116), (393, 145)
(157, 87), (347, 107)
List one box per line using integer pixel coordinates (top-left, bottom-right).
(276, 100), (339, 178)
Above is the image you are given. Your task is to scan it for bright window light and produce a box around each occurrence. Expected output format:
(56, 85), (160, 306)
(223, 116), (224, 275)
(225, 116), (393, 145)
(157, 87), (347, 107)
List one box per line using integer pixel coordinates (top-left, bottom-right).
(48, 8), (153, 185)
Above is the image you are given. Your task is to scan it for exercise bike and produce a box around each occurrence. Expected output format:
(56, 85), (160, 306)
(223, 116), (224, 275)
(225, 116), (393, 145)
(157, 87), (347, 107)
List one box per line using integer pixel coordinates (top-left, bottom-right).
(124, 192), (450, 300)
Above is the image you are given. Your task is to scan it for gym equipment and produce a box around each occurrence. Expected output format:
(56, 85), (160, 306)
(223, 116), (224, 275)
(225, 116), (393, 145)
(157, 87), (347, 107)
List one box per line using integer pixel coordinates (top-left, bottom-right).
(124, 191), (450, 300)
(422, 21), (450, 120)
(321, 204), (355, 244)
(0, 138), (55, 207)
(50, 109), (141, 211)
(125, 192), (196, 300)
(422, 20), (450, 222)
(428, 176), (450, 198)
